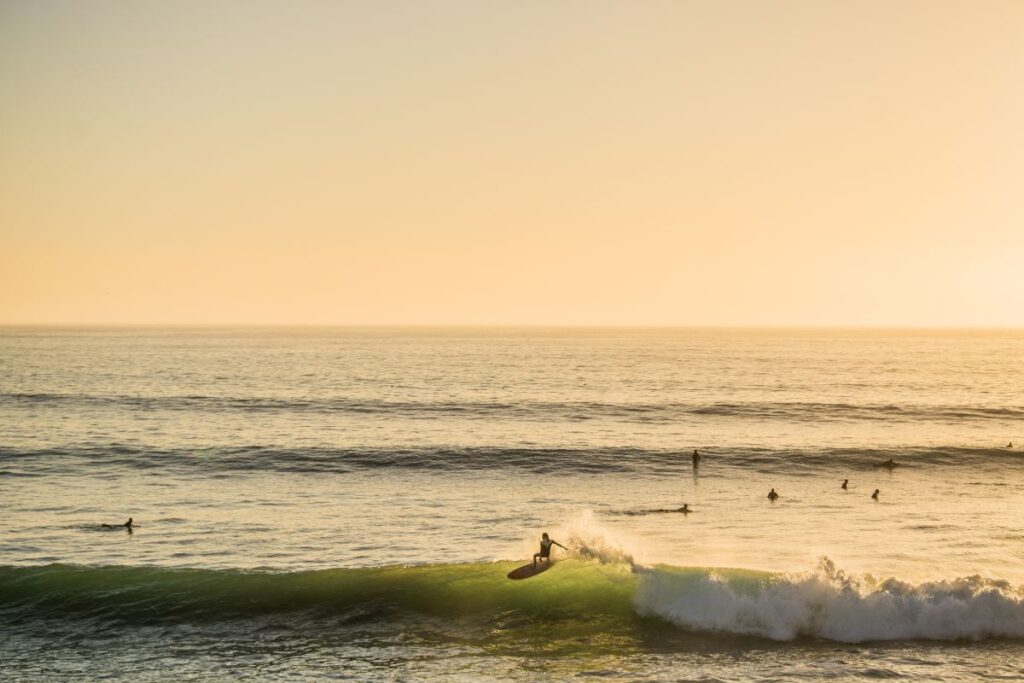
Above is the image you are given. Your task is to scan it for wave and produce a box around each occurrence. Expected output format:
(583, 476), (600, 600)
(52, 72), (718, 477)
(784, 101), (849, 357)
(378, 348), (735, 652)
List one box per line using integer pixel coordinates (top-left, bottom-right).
(0, 444), (1018, 476)
(3, 559), (1022, 643)
(4, 391), (1022, 424)
(0, 561), (637, 624)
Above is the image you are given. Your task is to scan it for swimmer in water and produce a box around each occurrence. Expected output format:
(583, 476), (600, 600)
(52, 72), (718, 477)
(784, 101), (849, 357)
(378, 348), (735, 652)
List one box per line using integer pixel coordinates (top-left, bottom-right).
(841, 479), (848, 490)
(871, 489), (880, 500)
(533, 532), (568, 567)
(101, 517), (133, 531)
(767, 488), (779, 501)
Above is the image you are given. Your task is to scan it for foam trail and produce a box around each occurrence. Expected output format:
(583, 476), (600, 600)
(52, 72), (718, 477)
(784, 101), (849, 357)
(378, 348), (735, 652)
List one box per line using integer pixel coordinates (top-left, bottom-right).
(635, 557), (1024, 642)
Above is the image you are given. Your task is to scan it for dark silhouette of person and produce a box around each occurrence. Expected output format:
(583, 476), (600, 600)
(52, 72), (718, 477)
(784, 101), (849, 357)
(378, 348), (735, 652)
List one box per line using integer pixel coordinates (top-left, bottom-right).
(677, 503), (691, 514)
(102, 517), (133, 532)
(871, 489), (880, 500)
(692, 449), (701, 467)
(533, 532), (567, 567)
(841, 479), (848, 490)
(1008, 442), (1014, 449)
(767, 488), (779, 501)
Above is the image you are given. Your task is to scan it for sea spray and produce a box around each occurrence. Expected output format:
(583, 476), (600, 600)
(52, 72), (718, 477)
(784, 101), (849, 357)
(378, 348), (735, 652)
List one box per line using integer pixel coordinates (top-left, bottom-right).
(530, 509), (640, 568)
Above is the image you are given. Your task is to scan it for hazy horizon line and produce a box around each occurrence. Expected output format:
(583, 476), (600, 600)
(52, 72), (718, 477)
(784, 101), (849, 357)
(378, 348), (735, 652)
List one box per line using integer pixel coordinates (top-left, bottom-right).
(2, 322), (1023, 331)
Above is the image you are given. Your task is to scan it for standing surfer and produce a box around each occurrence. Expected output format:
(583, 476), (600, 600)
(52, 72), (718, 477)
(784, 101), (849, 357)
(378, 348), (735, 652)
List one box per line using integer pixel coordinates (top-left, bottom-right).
(692, 449), (701, 467)
(533, 532), (568, 567)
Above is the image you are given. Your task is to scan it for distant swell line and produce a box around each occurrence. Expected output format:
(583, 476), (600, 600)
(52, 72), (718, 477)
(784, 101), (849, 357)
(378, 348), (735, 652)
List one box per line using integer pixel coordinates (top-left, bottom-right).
(3, 392), (1023, 423)
(0, 444), (1019, 476)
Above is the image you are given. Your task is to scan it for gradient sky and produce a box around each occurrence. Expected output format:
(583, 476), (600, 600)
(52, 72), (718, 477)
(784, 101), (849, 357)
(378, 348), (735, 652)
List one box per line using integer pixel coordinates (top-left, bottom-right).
(2, 1), (1022, 325)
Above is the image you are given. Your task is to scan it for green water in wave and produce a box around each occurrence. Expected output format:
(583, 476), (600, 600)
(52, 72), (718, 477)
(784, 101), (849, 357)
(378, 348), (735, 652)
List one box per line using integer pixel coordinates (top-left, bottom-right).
(0, 560), (643, 621)
(1, 560), (685, 660)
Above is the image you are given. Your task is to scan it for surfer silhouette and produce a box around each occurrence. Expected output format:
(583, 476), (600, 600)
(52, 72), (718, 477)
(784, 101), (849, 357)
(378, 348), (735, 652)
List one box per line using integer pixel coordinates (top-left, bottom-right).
(692, 449), (701, 467)
(841, 479), (848, 490)
(767, 488), (779, 501)
(871, 489), (880, 500)
(533, 532), (567, 567)
(678, 503), (691, 514)
(879, 458), (896, 468)
(102, 517), (133, 532)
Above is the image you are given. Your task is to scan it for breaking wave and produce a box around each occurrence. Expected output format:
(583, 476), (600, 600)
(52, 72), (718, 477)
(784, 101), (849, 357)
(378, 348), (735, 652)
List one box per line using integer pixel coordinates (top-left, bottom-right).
(3, 558), (1022, 643)
(635, 558), (1024, 642)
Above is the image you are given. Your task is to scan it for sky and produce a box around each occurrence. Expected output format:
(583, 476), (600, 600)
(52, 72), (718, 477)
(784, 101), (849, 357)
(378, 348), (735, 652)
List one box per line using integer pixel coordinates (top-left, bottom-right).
(1, 0), (1022, 326)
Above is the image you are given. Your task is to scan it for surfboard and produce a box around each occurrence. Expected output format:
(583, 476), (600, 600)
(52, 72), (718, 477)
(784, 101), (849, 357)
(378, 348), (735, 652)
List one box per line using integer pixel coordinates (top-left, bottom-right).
(507, 561), (553, 580)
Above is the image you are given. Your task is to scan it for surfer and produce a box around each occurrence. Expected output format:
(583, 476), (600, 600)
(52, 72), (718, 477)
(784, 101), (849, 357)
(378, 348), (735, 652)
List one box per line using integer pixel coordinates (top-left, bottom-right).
(767, 488), (779, 501)
(879, 458), (896, 468)
(841, 479), (848, 490)
(692, 449), (701, 467)
(871, 489), (880, 500)
(533, 532), (567, 567)
(677, 503), (691, 514)
(102, 517), (133, 531)
(1008, 442), (1013, 448)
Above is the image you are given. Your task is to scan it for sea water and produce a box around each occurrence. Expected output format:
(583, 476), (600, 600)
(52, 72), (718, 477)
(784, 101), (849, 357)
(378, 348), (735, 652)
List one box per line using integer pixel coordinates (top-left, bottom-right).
(1, 327), (1022, 681)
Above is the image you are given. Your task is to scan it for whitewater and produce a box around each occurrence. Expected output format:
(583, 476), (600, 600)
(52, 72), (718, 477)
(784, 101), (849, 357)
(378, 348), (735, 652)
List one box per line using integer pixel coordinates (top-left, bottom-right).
(2, 327), (1023, 681)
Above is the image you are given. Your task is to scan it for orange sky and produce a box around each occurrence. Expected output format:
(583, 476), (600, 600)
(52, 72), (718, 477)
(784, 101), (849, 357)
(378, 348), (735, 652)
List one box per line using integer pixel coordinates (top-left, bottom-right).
(2, 1), (1022, 325)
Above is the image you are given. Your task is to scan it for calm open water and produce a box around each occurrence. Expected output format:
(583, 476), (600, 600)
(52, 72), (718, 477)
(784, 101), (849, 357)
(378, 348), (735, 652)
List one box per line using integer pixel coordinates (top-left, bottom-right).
(2, 327), (1023, 681)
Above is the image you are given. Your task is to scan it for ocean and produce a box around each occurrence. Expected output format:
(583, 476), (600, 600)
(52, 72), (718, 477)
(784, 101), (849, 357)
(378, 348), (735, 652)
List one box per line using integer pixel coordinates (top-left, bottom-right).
(2, 327), (1023, 681)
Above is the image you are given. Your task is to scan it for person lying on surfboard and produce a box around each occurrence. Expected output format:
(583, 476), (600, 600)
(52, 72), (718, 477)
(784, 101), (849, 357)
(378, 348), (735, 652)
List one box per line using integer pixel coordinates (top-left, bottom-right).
(101, 517), (134, 533)
(533, 533), (568, 567)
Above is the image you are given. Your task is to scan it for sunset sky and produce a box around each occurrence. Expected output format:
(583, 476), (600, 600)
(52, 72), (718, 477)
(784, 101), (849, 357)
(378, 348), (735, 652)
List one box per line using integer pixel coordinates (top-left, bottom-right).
(2, 1), (1022, 326)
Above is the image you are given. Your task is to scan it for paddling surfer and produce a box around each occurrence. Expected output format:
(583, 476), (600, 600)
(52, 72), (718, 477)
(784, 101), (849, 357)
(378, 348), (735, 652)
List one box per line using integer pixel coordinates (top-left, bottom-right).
(533, 533), (567, 567)
(767, 488), (779, 501)
(102, 517), (133, 531)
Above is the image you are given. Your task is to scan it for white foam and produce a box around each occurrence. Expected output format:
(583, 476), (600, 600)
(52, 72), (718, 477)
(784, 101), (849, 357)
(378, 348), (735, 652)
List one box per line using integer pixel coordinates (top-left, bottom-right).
(635, 557), (1024, 642)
